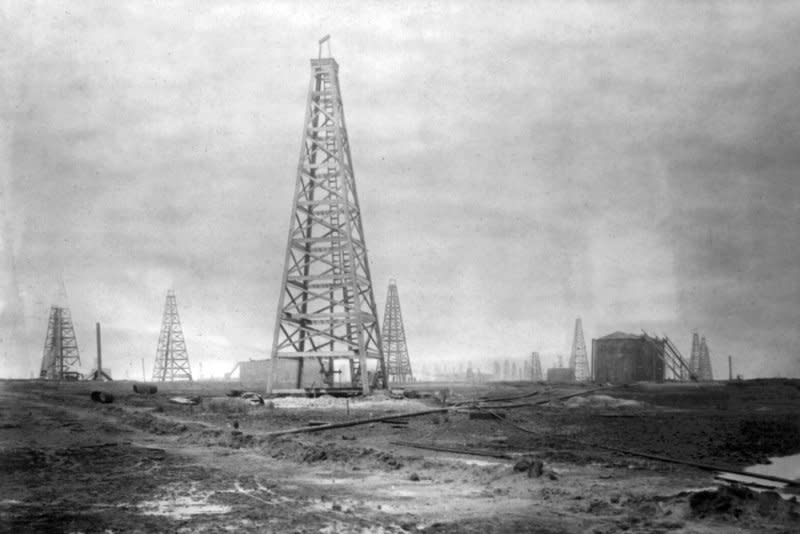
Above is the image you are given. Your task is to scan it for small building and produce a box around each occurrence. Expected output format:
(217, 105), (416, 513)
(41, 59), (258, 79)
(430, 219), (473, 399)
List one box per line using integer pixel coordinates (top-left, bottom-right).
(547, 367), (576, 383)
(592, 332), (665, 384)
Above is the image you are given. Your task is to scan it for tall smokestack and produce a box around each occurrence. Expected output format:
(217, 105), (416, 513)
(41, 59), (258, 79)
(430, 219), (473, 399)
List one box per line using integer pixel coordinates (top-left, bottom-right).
(96, 322), (102, 375)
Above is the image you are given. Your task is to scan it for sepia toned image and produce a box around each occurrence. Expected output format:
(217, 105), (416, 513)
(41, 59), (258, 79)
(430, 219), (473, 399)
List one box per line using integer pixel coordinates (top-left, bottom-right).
(1, 1), (799, 532)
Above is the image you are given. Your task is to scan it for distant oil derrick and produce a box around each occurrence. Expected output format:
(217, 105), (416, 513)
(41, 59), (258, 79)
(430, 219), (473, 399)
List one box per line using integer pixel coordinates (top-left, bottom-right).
(382, 280), (413, 382)
(152, 290), (192, 382)
(689, 331), (701, 378)
(531, 352), (543, 381)
(688, 331), (713, 380)
(569, 318), (590, 382)
(269, 37), (385, 394)
(698, 336), (713, 381)
(40, 306), (81, 380)
(503, 359), (510, 379)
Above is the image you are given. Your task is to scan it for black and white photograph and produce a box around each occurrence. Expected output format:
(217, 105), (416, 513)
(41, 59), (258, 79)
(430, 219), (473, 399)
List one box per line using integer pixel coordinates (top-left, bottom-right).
(1, 1), (799, 532)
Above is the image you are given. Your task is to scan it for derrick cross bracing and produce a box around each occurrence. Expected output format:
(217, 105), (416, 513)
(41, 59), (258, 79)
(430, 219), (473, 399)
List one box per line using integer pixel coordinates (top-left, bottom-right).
(569, 318), (591, 382)
(382, 279), (413, 383)
(152, 290), (193, 382)
(40, 306), (81, 379)
(269, 42), (385, 394)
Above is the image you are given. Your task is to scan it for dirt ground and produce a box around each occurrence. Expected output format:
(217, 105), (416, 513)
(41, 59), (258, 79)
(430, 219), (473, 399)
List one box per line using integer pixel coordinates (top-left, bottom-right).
(1, 378), (799, 533)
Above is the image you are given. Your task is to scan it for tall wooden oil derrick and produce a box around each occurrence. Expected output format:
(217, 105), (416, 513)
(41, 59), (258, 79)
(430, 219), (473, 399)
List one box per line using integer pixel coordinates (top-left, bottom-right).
(531, 352), (543, 381)
(152, 290), (192, 382)
(382, 279), (413, 383)
(269, 38), (385, 394)
(697, 336), (713, 381)
(569, 318), (590, 381)
(40, 306), (81, 379)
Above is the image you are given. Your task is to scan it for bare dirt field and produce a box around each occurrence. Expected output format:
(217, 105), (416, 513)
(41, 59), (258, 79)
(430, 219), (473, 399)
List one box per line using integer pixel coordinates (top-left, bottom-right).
(1, 378), (799, 533)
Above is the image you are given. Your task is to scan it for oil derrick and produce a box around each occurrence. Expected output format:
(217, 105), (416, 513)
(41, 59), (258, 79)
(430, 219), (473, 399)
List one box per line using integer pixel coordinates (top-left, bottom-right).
(688, 331), (701, 379)
(381, 279), (413, 383)
(698, 336), (713, 380)
(269, 37), (385, 394)
(40, 306), (81, 379)
(503, 359), (510, 379)
(531, 352), (543, 381)
(152, 290), (192, 382)
(569, 317), (590, 382)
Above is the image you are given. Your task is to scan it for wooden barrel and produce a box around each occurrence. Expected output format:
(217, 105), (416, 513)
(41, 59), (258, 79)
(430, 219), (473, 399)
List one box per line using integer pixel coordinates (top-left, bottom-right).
(90, 391), (114, 403)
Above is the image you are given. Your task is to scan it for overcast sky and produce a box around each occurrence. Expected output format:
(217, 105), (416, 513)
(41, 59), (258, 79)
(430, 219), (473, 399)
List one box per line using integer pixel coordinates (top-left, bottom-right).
(1, 0), (799, 380)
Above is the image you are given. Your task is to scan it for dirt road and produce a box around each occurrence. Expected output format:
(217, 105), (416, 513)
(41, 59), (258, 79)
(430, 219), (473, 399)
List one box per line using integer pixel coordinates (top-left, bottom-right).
(1, 379), (798, 533)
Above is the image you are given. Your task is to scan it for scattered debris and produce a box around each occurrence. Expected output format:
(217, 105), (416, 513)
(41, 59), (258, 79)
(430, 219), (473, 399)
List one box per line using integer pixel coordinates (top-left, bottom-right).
(240, 392), (265, 405)
(392, 441), (512, 460)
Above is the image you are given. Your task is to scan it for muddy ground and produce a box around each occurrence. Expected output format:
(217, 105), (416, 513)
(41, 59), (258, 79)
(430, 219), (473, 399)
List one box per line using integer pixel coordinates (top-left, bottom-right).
(1, 379), (799, 533)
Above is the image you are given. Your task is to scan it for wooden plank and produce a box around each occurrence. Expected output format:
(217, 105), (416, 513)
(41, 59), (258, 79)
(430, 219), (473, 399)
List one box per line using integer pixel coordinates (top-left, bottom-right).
(391, 441), (512, 460)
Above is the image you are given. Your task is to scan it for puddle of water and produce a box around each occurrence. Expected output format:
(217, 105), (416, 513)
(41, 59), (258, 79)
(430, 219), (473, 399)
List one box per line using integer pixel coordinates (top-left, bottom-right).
(713, 453), (800, 499)
(745, 452), (800, 481)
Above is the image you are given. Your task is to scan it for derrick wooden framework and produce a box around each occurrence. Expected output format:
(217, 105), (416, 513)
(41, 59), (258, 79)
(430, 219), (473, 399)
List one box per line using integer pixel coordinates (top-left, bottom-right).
(152, 290), (192, 382)
(382, 280), (413, 382)
(569, 318), (591, 382)
(269, 44), (385, 394)
(40, 306), (81, 379)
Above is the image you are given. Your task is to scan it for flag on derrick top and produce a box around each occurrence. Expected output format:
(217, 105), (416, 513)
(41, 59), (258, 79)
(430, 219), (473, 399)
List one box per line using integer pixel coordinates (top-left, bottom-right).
(269, 40), (385, 394)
